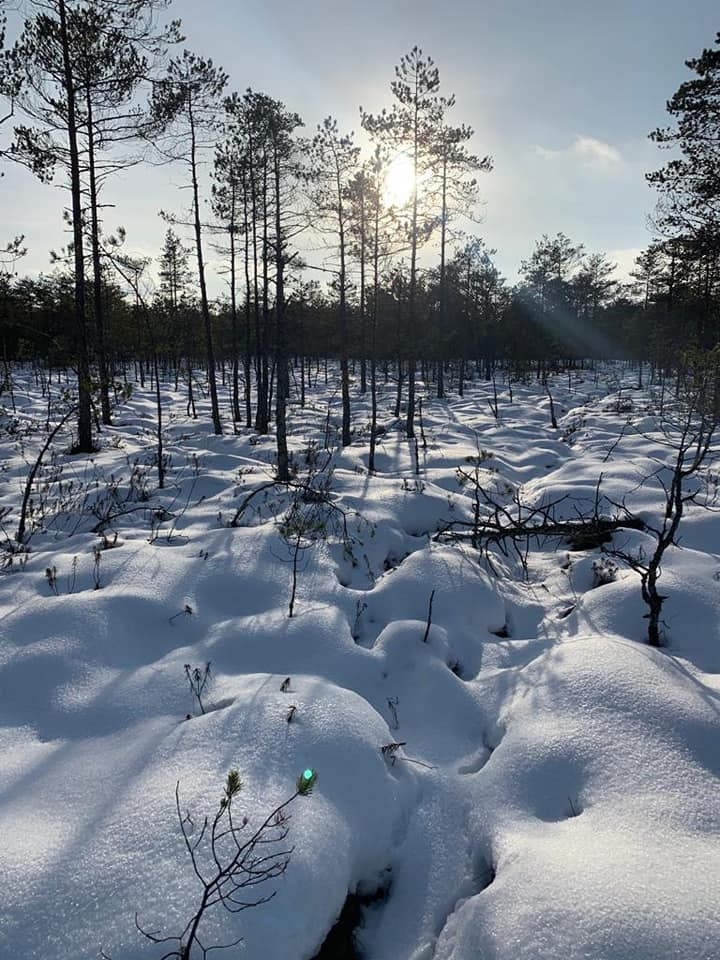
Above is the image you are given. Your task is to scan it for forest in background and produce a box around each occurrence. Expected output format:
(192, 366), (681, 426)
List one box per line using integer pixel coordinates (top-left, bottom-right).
(1, 1), (719, 463)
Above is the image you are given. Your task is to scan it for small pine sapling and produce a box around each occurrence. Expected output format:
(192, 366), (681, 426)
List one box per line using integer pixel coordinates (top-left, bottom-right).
(277, 497), (327, 618)
(352, 600), (367, 641)
(136, 768), (318, 960)
(185, 661), (212, 715)
(45, 565), (58, 595)
(169, 604), (193, 625)
(67, 555), (78, 594)
(381, 742), (435, 770)
(92, 544), (102, 589)
(386, 697), (399, 730)
(591, 556), (617, 587)
(381, 742), (406, 764)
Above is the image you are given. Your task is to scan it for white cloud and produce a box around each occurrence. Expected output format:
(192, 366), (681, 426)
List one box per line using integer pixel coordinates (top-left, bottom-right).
(573, 135), (623, 168)
(534, 144), (562, 160)
(534, 135), (625, 173)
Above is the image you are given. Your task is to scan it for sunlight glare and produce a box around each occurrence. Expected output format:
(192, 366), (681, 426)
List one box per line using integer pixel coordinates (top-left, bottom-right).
(383, 153), (415, 208)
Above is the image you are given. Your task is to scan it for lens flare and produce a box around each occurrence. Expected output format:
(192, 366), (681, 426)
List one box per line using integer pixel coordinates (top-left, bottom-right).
(383, 153), (415, 207)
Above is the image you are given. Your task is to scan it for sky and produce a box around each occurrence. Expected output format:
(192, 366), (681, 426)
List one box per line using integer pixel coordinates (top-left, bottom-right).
(2, 0), (719, 295)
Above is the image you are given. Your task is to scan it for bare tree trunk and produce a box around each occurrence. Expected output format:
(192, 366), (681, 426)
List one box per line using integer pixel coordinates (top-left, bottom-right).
(359, 184), (367, 394)
(228, 179), (241, 426)
(242, 169), (253, 427)
(189, 101), (221, 435)
(84, 82), (111, 426)
(437, 153), (448, 399)
(255, 160), (270, 433)
(338, 173), (351, 447)
(59, 0), (93, 453)
(273, 141), (290, 482)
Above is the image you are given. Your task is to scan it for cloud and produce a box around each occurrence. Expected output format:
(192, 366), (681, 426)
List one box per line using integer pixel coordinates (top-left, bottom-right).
(573, 135), (623, 167)
(534, 135), (625, 173)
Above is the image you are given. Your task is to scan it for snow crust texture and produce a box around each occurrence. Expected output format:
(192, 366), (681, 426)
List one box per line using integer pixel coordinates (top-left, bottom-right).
(0, 368), (718, 960)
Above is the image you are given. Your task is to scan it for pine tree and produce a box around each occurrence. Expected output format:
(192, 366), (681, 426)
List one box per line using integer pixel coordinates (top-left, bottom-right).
(363, 47), (448, 438)
(345, 148), (395, 470)
(518, 233), (585, 367)
(220, 90), (304, 443)
(9, 0), (179, 443)
(309, 116), (360, 447)
(158, 227), (196, 408)
(520, 233), (585, 316)
(571, 253), (617, 325)
(0, 4), (20, 131)
(212, 132), (246, 426)
(446, 239), (505, 391)
(71, 1), (180, 426)
(10, 0), (93, 450)
(430, 120), (492, 397)
(346, 167), (371, 395)
(648, 31), (720, 241)
(265, 97), (304, 481)
(151, 49), (228, 435)
(220, 91), (269, 432)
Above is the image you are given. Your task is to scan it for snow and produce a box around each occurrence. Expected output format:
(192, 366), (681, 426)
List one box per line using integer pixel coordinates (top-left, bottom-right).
(1, 366), (719, 960)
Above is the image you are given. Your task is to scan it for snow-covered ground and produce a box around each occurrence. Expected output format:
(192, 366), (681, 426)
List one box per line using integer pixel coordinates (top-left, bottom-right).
(0, 365), (718, 960)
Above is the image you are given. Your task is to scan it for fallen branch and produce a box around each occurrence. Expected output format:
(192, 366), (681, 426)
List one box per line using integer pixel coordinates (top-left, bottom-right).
(437, 511), (645, 550)
(440, 473), (645, 555)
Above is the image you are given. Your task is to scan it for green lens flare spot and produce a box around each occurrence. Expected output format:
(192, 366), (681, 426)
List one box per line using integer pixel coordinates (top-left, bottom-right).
(297, 768), (318, 795)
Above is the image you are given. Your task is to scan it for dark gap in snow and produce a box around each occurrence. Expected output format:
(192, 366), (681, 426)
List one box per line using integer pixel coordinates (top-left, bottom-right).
(448, 658), (465, 677)
(383, 550), (409, 572)
(483, 721), (506, 753)
(311, 875), (391, 960)
(204, 696), (234, 714)
(436, 850), (497, 947)
(473, 853), (496, 893)
(565, 515), (644, 552)
(490, 623), (510, 638)
(566, 796), (583, 818)
(458, 746), (492, 775)
(566, 530), (613, 550)
(184, 697), (235, 720)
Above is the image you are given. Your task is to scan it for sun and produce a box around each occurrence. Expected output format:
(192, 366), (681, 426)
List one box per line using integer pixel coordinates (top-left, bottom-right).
(383, 153), (415, 208)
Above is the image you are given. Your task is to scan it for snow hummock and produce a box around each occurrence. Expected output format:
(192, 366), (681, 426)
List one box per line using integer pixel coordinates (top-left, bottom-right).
(0, 366), (718, 960)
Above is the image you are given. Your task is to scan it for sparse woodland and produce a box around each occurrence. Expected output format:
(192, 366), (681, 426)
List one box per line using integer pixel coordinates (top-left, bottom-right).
(0, 4), (718, 455)
(1, 5), (719, 960)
